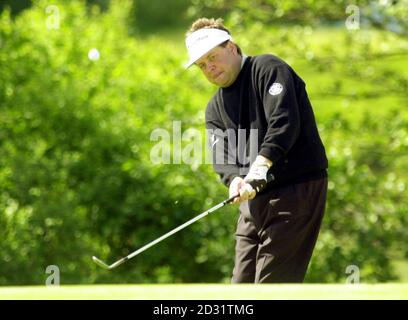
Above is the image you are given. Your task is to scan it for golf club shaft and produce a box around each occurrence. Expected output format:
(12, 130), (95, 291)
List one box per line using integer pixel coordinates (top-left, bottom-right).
(130, 174), (274, 259)
(92, 195), (237, 269)
(92, 174), (275, 269)
(125, 195), (236, 261)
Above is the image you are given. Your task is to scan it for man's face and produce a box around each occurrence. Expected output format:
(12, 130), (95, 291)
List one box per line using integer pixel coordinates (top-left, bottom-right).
(195, 42), (242, 88)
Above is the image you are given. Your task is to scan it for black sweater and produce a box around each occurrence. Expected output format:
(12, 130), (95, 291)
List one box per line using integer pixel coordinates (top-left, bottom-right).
(205, 54), (328, 190)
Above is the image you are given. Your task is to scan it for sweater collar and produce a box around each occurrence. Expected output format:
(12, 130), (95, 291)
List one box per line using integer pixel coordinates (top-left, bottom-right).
(240, 54), (248, 69)
(222, 55), (250, 90)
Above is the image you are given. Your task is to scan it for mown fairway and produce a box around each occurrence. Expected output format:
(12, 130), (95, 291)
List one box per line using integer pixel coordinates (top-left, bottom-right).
(1, 284), (407, 300)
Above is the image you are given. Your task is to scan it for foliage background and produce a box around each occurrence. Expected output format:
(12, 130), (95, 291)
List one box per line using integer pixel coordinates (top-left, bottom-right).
(0, 0), (407, 284)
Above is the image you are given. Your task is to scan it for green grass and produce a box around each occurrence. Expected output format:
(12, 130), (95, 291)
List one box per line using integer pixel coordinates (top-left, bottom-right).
(1, 284), (407, 300)
(393, 260), (408, 283)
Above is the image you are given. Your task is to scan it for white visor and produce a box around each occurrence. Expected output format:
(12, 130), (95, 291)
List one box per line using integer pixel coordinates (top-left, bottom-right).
(185, 28), (232, 69)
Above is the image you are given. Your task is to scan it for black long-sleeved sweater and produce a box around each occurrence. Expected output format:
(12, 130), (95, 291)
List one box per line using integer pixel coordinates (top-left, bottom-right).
(205, 54), (328, 189)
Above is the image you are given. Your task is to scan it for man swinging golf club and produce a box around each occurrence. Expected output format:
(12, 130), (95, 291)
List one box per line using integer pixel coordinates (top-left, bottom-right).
(185, 18), (328, 283)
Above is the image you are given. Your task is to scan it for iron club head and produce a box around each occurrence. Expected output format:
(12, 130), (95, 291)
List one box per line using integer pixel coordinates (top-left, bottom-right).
(92, 256), (129, 270)
(92, 256), (111, 270)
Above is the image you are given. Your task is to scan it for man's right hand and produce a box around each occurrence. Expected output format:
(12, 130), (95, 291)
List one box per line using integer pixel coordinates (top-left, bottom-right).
(229, 176), (256, 204)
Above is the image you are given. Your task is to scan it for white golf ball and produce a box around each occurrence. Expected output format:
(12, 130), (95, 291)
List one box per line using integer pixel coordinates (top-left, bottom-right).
(88, 48), (100, 61)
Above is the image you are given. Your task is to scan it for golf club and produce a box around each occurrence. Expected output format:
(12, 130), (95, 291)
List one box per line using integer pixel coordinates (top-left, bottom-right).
(92, 174), (274, 270)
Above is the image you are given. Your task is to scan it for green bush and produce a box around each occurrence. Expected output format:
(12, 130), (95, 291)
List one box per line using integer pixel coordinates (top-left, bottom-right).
(0, 0), (234, 284)
(307, 112), (408, 283)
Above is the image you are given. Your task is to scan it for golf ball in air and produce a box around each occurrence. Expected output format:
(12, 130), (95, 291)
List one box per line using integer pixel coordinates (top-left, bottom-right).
(88, 48), (100, 61)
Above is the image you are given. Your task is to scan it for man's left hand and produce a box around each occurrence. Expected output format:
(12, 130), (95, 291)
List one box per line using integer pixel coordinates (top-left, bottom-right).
(244, 155), (273, 193)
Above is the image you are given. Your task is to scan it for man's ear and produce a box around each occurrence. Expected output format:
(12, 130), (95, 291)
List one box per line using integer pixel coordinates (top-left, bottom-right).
(227, 41), (237, 55)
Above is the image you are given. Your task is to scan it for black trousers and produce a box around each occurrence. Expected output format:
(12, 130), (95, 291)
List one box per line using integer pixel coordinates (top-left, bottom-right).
(231, 177), (328, 283)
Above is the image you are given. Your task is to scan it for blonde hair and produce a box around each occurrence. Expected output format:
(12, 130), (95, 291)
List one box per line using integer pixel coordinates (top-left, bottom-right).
(186, 18), (230, 36)
(186, 17), (242, 55)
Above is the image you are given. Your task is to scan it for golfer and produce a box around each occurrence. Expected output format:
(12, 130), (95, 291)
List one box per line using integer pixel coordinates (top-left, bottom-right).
(185, 18), (328, 283)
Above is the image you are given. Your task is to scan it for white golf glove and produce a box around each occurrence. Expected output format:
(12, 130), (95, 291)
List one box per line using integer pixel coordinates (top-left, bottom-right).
(244, 155), (273, 193)
(229, 155), (272, 204)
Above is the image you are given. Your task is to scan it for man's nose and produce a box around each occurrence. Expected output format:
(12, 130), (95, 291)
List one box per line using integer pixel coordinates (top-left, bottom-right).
(206, 62), (216, 73)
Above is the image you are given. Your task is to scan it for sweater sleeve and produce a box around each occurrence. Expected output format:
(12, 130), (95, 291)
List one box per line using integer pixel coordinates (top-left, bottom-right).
(205, 102), (241, 187)
(258, 64), (300, 163)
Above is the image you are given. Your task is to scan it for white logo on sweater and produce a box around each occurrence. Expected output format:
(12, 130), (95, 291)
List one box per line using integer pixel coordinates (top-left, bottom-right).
(211, 134), (219, 148)
(268, 83), (283, 96)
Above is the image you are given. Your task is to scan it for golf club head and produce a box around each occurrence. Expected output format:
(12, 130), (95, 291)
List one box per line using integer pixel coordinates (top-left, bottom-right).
(92, 256), (111, 270)
(92, 256), (129, 270)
